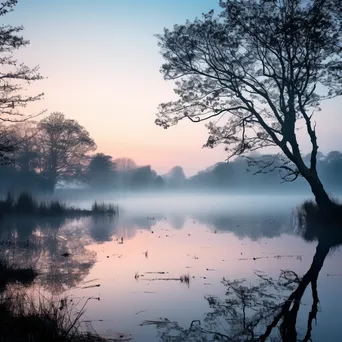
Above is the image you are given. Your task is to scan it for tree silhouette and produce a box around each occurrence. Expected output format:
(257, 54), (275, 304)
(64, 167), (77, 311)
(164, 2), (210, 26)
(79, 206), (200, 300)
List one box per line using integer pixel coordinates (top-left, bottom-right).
(0, 0), (44, 162)
(155, 0), (342, 209)
(0, 0), (44, 123)
(113, 157), (137, 171)
(86, 153), (116, 190)
(12, 121), (40, 172)
(130, 165), (158, 189)
(163, 166), (187, 188)
(38, 112), (96, 189)
(0, 123), (16, 165)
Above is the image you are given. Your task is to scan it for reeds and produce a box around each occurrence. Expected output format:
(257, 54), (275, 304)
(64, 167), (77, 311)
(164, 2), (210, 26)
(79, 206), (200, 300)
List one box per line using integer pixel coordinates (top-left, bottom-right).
(0, 291), (109, 341)
(297, 198), (342, 246)
(0, 192), (117, 219)
(179, 274), (190, 285)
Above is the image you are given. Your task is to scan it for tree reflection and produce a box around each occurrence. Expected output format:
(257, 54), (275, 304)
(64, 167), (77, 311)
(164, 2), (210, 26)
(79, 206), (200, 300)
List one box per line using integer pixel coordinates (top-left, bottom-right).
(145, 209), (341, 341)
(86, 216), (118, 242)
(0, 217), (96, 295)
(194, 210), (292, 240)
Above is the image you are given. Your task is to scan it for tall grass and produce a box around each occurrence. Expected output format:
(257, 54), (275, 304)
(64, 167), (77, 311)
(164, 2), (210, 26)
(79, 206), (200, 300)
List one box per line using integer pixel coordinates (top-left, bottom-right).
(297, 198), (342, 246)
(91, 201), (117, 214)
(0, 192), (117, 219)
(0, 259), (110, 341)
(0, 290), (109, 342)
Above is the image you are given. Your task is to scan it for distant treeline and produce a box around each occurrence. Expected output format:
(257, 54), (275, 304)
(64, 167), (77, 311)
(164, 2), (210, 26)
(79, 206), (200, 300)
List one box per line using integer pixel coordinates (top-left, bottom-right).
(185, 152), (342, 194)
(0, 113), (341, 194)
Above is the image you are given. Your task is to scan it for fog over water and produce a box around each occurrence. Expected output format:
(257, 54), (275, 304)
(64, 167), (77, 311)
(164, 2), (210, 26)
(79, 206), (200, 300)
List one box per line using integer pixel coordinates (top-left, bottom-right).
(2, 193), (342, 341)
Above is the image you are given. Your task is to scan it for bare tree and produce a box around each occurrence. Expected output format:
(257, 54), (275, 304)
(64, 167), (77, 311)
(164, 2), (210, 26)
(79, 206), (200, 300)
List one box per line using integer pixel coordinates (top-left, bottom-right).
(113, 157), (137, 171)
(155, 0), (342, 209)
(38, 112), (96, 187)
(0, 0), (44, 123)
(0, 0), (44, 162)
(10, 121), (40, 172)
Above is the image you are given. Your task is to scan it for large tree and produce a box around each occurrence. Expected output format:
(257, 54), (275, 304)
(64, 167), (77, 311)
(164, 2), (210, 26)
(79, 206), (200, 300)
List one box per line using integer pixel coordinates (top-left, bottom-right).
(86, 153), (116, 189)
(38, 112), (96, 187)
(163, 166), (186, 187)
(155, 0), (342, 209)
(0, 0), (44, 160)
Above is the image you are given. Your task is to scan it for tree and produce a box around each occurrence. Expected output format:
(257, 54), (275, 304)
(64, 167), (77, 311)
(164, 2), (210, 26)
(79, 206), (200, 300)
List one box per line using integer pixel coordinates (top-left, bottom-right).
(0, 1), (44, 159)
(86, 153), (116, 189)
(38, 112), (96, 188)
(130, 165), (157, 189)
(12, 121), (40, 172)
(155, 0), (342, 209)
(154, 175), (165, 189)
(324, 150), (342, 164)
(0, 122), (16, 165)
(113, 157), (137, 171)
(113, 157), (137, 190)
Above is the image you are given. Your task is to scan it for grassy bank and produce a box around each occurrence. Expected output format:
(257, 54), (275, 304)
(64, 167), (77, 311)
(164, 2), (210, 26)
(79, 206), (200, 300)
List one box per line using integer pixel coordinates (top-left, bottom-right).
(297, 198), (342, 245)
(0, 192), (117, 219)
(0, 291), (110, 342)
(0, 259), (111, 341)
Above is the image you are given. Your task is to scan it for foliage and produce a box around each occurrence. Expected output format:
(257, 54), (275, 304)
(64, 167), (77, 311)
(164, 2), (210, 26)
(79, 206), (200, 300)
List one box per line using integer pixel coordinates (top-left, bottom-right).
(86, 153), (116, 189)
(296, 198), (342, 244)
(155, 0), (342, 207)
(0, 0), (44, 163)
(38, 112), (96, 184)
(163, 166), (186, 187)
(113, 157), (137, 171)
(0, 192), (117, 218)
(187, 151), (342, 193)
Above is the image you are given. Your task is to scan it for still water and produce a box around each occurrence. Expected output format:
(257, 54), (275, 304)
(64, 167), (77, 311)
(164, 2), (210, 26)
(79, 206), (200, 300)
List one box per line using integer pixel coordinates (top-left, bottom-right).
(1, 194), (342, 341)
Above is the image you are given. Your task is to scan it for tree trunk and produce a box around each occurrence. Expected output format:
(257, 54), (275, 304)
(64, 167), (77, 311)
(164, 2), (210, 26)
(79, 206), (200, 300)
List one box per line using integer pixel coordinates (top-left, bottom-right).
(301, 168), (332, 210)
(280, 242), (330, 342)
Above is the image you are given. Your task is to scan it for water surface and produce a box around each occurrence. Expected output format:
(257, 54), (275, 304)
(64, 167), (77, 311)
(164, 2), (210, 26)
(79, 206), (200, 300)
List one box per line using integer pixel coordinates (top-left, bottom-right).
(1, 194), (341, 341)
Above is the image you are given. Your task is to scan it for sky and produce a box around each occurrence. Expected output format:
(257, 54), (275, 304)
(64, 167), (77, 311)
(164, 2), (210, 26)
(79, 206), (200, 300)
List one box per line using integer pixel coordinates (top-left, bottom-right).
(4, 0), (342, 176)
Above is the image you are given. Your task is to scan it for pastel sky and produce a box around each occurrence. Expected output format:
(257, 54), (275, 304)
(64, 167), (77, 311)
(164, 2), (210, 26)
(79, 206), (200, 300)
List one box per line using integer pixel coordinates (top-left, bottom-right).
(5, 0), (342, 176)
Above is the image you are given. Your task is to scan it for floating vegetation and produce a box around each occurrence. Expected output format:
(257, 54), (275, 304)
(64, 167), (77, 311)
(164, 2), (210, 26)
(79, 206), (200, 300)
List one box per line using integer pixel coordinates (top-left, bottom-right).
(141, 274), (190, 286)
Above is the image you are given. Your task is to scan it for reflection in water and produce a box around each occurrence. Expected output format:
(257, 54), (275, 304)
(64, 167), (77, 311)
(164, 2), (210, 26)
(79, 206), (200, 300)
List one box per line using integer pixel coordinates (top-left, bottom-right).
(0, 213), (167, 295)
(145, 216), (341, 342)
(194, 210), (292, 240)
(169, 215), (186, 230)
(1, 199), (340, 341)
(0, 206), (295, 298)
(0, 217), (96, 295)
(87, 216), (118, 242)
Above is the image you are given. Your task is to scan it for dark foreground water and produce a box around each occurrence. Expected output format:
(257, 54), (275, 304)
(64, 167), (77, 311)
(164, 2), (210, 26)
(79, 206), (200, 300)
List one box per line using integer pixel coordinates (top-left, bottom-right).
(1, 194), (341, 341)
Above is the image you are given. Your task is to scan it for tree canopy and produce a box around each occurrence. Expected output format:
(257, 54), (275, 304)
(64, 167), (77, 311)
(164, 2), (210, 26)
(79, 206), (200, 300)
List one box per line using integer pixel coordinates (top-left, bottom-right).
(155, 0), (342, 208)
(0, 0), (44, 162)
(86, 153), (116, 189)
(38, 112), (96, 184)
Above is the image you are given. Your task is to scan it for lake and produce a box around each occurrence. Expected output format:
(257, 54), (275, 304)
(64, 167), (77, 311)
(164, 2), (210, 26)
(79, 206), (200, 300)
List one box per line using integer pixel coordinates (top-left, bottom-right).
(1, 193), (342, 341)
